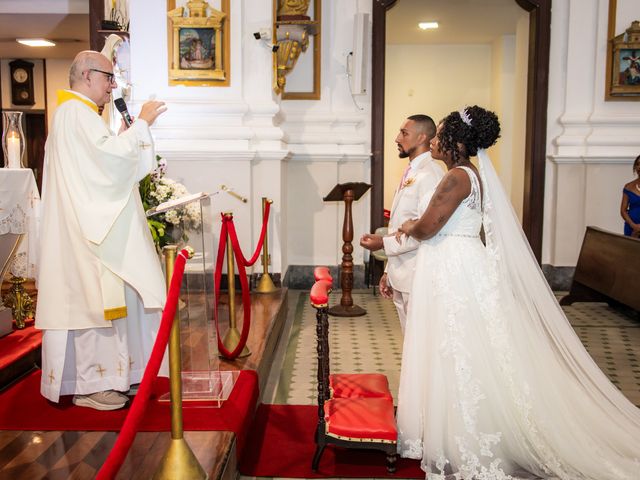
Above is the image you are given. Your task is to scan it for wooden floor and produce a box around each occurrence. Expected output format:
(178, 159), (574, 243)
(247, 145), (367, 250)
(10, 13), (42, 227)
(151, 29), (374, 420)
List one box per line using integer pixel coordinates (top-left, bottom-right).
(0, 288), (289, 480)
(0, 430), (234, 480)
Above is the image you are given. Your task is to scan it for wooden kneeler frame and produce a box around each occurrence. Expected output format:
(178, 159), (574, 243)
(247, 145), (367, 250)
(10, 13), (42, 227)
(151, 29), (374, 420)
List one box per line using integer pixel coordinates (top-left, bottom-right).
(309, 277), (398, 474)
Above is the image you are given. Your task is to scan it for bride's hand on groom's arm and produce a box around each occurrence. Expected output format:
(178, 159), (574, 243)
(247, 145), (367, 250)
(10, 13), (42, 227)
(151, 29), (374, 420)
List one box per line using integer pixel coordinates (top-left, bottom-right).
(396, 219), (417, 242)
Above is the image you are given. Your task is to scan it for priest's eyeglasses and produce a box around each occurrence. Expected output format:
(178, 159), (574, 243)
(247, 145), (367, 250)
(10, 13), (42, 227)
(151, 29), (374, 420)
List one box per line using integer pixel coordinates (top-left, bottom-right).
(89, 68), (116, 84)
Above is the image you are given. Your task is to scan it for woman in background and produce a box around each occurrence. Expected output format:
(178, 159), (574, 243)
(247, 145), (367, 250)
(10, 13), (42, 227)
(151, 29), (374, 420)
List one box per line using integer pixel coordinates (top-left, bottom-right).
(621, 154), (640, 237)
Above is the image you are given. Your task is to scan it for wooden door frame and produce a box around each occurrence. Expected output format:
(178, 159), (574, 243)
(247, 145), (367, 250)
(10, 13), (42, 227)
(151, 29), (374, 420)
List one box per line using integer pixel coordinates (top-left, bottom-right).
(370, 0), (551, 261)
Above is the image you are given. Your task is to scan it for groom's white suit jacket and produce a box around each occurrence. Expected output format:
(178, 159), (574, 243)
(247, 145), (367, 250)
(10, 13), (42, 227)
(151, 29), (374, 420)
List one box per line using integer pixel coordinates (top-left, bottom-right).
(382, 152), (444, 293)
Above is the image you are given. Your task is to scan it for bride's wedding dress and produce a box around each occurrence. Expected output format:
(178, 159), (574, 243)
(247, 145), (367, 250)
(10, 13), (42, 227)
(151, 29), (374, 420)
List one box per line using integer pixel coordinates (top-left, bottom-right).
(396, 157), (640, 479)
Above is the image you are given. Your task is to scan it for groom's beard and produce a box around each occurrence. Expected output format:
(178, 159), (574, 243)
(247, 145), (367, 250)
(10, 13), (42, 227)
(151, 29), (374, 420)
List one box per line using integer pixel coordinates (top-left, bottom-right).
(398, 144), (410, 158)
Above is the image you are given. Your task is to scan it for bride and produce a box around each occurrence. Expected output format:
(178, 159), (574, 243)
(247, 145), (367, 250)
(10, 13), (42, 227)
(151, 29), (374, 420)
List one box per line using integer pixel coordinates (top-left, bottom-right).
(395, 105), (640, 479)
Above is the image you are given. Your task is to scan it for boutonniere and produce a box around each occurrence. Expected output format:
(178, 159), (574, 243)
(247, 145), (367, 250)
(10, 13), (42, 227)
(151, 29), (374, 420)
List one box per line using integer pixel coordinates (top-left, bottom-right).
(402, 177), (416, 188)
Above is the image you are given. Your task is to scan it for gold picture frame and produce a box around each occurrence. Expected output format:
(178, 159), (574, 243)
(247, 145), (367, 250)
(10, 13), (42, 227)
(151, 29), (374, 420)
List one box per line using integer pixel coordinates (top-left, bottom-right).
(605, 0), (640, 100)
(167, 0), (230, 86)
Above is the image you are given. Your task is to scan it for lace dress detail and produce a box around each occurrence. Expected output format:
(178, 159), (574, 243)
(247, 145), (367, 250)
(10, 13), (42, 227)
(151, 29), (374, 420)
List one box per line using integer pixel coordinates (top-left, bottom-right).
(396, 165), (640, 479)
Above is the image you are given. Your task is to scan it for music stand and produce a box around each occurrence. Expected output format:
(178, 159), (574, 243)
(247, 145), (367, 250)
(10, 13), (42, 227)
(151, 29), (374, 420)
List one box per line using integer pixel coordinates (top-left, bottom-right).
(323, 182), (371, 317)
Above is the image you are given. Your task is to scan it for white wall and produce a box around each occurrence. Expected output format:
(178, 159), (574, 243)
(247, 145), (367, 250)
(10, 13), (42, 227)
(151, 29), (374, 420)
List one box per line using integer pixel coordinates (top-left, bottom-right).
(281, 0), (371, 267)
(490, 36), (515, 198)
(44, 59), (73, 126)
(34, 0), (638, 273)
(125, 0), (371, 274)
(544, 0), (640, 266)
(384, 44), (492, 208)
(509, 14), (529, 219)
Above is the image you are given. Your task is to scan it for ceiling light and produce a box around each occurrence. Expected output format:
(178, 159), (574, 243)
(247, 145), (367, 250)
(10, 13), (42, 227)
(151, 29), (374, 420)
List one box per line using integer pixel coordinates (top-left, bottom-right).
(17, 39), (56, 47)
(418, 22), (439, 30)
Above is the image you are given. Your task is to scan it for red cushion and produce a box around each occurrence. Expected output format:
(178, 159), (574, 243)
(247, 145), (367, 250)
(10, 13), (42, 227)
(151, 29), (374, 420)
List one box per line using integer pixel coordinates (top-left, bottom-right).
(310, 280), (332, 307)
(330, 373), (393, 401)
(313, 266), (333, 284)
(324, 397), (397, 442)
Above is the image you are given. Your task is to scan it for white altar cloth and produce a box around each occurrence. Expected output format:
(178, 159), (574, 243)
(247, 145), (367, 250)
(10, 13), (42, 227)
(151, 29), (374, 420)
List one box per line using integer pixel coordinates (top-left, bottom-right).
(0, 168), (40, 278)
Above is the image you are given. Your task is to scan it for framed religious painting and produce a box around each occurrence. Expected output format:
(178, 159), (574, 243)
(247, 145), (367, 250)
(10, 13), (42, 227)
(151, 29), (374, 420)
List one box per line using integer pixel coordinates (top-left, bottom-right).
(605, 0), (640, 100)
(167, 0), (230, 86)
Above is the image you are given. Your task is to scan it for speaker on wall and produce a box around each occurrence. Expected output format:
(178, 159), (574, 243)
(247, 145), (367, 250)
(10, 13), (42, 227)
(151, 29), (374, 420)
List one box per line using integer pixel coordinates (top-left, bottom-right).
(349, 12), (370, 95)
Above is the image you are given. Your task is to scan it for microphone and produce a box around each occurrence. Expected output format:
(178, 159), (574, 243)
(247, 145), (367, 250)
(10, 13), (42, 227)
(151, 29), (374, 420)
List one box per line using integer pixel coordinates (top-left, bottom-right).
(114, 97), (132, 127)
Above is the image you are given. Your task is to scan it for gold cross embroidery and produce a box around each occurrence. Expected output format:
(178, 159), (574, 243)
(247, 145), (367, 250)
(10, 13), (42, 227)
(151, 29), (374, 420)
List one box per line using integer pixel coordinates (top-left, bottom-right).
(117, 362), (124, 376)
(48, 370), (55, 384)
(139, 141), (151, 149)
(96, 365), (106, 377)
(129, 357), (135, 369)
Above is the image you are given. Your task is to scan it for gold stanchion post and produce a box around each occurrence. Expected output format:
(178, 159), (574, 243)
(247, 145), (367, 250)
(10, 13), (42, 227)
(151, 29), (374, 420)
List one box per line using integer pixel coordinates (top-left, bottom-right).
(154, 245), (206, 480)
(255, 198), (277, 294)
(221, 213), (251, 358)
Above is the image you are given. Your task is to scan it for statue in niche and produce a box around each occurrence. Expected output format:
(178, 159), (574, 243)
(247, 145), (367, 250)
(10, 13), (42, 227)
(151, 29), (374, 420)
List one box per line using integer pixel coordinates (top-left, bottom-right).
(277, 0), (311, 19)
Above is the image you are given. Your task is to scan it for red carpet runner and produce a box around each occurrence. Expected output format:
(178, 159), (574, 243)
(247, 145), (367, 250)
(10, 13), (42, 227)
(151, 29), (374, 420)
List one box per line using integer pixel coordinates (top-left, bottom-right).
(240, 404), (424, 478)
(0, 323), (41, 371)
(0, 369), (259, 455)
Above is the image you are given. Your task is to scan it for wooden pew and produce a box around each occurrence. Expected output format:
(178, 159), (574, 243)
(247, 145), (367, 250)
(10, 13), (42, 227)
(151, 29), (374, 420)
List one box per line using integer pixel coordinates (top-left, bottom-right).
(560, 226), (640, 313)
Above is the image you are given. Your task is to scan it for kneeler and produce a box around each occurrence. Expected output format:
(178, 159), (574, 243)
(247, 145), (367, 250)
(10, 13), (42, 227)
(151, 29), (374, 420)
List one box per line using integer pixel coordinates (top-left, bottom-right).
(309, 278), (397, 473)
(312, 267), (393, 401)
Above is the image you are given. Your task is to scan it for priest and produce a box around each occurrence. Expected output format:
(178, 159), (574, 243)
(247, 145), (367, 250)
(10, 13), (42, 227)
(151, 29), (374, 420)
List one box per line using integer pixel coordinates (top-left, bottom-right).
(35, 50), (168, 410)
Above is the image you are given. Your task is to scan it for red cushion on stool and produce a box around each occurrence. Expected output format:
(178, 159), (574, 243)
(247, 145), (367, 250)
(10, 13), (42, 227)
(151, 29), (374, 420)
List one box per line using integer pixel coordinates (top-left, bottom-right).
(310, 280), (332, 307)
(330, 373), (393, 401)
(324, 397), (397, 442)
(314, 266), (332, 283)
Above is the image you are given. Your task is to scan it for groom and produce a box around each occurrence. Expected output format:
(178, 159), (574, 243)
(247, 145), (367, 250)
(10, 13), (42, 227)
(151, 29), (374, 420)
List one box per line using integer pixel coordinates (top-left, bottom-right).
(360, 114), (443, 332)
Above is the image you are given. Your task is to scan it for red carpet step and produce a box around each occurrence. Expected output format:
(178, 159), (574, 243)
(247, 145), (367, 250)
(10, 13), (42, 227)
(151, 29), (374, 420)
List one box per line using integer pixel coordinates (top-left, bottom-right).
(0, 369), (259, 457)
(0, 323), (41, 388)
(239, 403), (424, 478)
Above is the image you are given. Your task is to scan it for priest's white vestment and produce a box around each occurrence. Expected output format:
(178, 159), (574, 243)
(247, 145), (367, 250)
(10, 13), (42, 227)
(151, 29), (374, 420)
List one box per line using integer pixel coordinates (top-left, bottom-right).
(35, 90), (167, 402)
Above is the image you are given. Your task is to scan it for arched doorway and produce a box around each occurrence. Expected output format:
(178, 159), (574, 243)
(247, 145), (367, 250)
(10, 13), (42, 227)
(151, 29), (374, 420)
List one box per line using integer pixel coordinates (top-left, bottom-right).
(370, 0), (551, 261)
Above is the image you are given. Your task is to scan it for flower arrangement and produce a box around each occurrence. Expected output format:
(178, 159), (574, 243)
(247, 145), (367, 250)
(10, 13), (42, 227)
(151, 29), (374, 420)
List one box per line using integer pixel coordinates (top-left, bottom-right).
(139, 155), (201, 250)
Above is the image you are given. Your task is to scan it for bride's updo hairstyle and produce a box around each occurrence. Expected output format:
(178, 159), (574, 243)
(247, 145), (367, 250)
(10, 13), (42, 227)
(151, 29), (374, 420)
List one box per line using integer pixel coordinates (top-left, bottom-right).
(437, 105), (501, 164)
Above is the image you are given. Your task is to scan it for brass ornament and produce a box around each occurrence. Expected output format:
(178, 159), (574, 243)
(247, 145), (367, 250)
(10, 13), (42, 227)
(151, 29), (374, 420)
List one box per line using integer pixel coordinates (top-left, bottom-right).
(3, 276), (34, 329)
(273, 0), (319, 94)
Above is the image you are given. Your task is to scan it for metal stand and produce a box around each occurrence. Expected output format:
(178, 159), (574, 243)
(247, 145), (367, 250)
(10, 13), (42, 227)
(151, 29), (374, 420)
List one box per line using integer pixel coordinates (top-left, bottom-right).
(255, 198), (278, 294)
(220, 213), (251, 358)
(154, 245), (207, 480)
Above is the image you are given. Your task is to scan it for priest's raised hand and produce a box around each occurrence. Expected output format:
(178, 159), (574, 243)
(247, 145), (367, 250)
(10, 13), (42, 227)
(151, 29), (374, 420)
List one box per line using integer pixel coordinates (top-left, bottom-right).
(137, 100), (167, 126)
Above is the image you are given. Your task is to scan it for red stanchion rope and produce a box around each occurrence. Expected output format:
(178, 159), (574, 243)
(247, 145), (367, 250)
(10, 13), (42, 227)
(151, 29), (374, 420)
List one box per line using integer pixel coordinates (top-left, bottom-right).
(234, 201), (271, 267)
(214, 203), (271, 359)
(96, 249), (190, 480)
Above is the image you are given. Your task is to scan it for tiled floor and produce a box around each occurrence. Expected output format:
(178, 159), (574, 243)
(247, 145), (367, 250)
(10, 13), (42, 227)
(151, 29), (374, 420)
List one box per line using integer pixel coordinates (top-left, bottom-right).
(245, 289), (640, 480)
(271, 290), (640, 408)
(273, 291), (403, 406)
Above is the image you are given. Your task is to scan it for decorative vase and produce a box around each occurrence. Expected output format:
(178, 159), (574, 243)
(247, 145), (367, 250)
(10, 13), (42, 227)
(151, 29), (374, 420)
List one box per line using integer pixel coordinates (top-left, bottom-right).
(1, 111), (26, 169)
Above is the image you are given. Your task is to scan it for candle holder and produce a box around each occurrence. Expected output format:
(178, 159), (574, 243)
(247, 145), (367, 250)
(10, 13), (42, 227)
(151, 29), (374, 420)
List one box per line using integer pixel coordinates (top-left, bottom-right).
(2, 111), (26, 169)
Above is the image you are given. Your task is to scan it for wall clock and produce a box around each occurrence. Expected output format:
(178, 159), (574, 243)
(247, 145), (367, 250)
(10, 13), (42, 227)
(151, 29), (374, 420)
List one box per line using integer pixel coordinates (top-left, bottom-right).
(9, 59), (35, 106)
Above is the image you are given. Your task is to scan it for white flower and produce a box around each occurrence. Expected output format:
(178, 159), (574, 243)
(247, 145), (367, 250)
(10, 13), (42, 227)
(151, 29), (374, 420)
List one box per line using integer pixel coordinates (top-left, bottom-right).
(141, 156), (202, 247)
